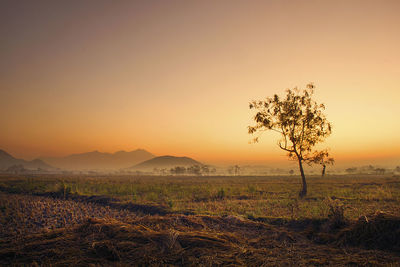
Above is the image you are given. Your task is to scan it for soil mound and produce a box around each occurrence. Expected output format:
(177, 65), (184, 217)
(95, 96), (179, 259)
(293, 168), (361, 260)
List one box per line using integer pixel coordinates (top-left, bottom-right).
(337, 212), (400, 252)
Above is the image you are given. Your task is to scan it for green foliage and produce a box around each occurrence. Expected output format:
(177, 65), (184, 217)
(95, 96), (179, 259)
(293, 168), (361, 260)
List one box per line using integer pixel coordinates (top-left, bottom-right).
(56, 181), (72, 199)
(248, 84), (332, 159)
(247, 184), (257, 194)
(167, 199), (174, 208)
(216, 188), (225, 200)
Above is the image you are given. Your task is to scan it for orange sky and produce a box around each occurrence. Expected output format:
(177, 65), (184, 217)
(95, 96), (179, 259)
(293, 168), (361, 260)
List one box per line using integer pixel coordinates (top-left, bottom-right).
(1, 0), (400, 166)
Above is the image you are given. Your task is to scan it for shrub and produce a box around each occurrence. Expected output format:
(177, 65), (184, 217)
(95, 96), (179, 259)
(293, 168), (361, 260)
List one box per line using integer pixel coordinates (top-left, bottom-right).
(216, 188), (225, 200)
(323, 197), (347, 230)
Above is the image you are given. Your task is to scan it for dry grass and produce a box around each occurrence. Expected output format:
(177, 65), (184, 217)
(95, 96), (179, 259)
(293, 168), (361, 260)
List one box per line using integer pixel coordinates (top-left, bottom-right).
(1, 212), (399, 266)
(1, 174), (400, 220)
(0, 193), (137, 238)
(1, 174), (400, 265)
(337, 211), (400, 251)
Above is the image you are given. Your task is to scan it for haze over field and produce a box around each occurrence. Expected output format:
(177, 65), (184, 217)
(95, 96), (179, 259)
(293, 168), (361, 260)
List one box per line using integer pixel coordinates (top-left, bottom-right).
(42, 149), (154, 170)
(1, 0), (399, 167)
(130, 155), (203, 172)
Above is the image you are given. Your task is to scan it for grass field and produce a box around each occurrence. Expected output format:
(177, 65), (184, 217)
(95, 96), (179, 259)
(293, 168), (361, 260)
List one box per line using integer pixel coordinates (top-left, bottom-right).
(0, 174), (399, 266)
(1, 174), (400, 219)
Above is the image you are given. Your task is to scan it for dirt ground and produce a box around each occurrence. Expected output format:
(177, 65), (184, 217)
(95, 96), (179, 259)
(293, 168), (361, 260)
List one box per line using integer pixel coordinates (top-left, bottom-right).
(1, 192), (399, 266)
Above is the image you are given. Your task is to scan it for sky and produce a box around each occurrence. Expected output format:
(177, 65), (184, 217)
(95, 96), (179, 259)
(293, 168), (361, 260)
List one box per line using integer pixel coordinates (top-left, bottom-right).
(1, 0), (399, 167)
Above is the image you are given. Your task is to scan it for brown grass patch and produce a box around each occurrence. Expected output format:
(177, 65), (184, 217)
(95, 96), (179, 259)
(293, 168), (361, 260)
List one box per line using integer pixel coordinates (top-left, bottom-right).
(336, 211), (400, 252)
(1, 215), (399, 266)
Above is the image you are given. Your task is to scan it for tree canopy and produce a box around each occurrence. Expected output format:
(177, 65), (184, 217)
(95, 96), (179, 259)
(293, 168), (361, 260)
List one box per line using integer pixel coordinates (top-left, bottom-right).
(248, 83), (333, 197)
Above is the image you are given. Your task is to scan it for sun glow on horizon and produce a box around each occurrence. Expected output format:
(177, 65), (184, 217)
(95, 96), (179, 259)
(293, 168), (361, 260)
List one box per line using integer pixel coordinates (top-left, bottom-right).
(1, 0), (399, 166)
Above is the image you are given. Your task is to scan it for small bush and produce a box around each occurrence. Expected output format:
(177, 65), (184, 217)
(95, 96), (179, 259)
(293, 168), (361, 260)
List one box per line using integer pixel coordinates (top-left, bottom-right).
(216, 188), (225, 200)
(56, 182), (72, 199)
(322, 197), (347, 231)
(286, 199), (299, 220)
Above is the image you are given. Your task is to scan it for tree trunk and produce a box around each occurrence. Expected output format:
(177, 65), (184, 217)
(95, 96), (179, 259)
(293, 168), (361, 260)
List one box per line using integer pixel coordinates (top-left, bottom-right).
(298, 158), (307, 198)
(321, 164), (326, 177)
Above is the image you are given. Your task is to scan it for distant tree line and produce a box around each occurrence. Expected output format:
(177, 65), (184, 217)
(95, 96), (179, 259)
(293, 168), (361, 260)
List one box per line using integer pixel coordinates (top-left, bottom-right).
(153, 165), (217, 176)
(227, 165), (241, 176)
(345, 165), (400, 175)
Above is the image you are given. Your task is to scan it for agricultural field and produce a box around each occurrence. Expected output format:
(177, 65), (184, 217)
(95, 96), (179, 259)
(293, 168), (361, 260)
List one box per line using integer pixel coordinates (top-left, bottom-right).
(0, 174), (400, 266)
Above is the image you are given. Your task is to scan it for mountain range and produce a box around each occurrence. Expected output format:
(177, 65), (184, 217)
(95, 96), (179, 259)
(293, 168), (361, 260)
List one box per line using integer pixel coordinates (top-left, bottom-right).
(41, 149), (155, 170)
(1, 149), (203, 172)
(0, 150), (53, 170)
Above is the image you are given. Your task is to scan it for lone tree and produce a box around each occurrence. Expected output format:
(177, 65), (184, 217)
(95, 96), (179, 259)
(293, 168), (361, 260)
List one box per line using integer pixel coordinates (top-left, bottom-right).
(310, 150), (334, 177)
(248, 83), (333, 197)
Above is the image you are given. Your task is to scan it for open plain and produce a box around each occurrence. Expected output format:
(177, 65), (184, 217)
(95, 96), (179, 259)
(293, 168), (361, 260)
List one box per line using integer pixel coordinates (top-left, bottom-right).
(1, 174), (399, 266)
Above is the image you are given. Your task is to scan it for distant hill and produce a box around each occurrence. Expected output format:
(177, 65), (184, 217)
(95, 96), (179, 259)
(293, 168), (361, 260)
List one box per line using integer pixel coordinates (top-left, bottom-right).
(0, 149), (53, 170)
(42, 149), (155, 170)
(130, 155), (203, 171)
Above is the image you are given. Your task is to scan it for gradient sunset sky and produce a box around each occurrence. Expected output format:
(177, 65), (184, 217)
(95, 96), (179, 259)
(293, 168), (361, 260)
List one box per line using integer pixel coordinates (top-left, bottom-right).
(1, 0), (399, 166)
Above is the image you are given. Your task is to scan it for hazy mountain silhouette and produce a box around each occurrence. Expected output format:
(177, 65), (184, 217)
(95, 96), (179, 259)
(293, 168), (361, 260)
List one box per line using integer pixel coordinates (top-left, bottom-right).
(130, 155), (203, 171)
(42, 149), (154, 170)
(0, 149), (53, 170)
